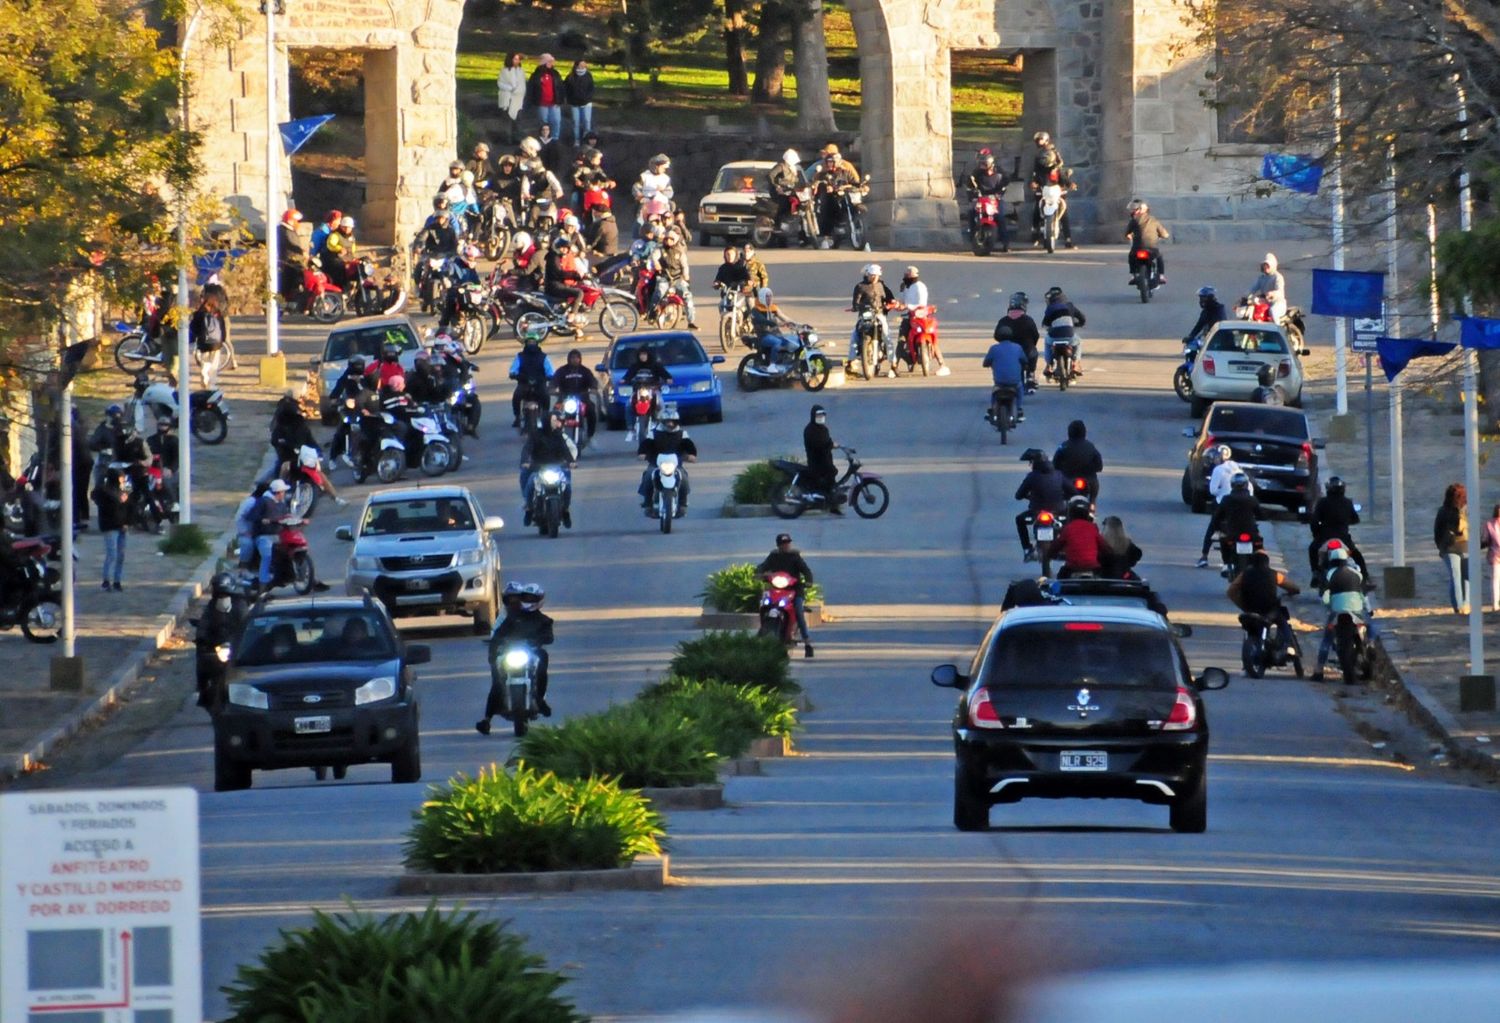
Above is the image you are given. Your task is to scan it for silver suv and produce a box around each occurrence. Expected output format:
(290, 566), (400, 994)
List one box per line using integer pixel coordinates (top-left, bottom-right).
(335, 485), (503, 633)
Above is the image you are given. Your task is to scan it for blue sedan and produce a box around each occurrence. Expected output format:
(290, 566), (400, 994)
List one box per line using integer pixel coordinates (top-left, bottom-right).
(596, 332), (726, 427)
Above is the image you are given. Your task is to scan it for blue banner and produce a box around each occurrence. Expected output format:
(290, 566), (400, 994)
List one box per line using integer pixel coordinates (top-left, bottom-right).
(1460, 317), (1500, 350)
(278, 115), (335, 156)
(1260, 153), (1324, 195)
(1375, 337), (1456, 381)
(1310, 269), (1385, 318)
(193, 248), (246, 286)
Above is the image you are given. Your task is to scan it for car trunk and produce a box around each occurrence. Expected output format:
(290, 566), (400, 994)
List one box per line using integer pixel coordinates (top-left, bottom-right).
(987, 683), (1178, 738)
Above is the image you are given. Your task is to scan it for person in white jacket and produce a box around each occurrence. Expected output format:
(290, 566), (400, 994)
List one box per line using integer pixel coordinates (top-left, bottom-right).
(497, 52), (527, 144)
(1196, 443), (1255, 568)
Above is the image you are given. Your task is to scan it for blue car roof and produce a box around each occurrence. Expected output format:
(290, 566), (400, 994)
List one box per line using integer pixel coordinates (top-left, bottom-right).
(606, 332), (710, 370)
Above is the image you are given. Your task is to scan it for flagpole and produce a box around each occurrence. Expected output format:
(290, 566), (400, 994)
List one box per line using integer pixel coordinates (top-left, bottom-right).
(1454, 77), (1485, 680)
(1331, 73), (1349, 417)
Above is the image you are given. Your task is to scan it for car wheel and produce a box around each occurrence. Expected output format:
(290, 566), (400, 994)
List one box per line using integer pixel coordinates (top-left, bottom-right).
(213, 734), (252, 792)
(1169, 769), (1208, 833)
(391, 730), (422, 784)
(1180, 467), (1193, 507)
(953, 762), (989, 832)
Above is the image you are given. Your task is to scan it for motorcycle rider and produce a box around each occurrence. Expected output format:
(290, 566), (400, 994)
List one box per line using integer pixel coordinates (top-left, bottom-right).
(749, 288), (802, 369)
(1227, 549), (1301, 665)
(412, 196), (461, 267)
(1053, 419), (1103, 502)
(1207, 472), (1263, 577)
(88, 404), (129, 490)
(277, 208), (306, 305)
(895, 266), (949, 375)
(983, 329), (1028, 424)
(195, 571), (248, 708)
(1250, 252), (1289, 323)
(585, 203), (620, 259)
(811, 144), (861, 245)
(510, 230), (543, 290)
(249, 478), (292, 591)
(740, 242), (771, 293)
(407, 351), (448, 405)
(1048, 495), (1103, 577)
(508, 334), (555, 427)
(477, 581), (555, 732)
(1029, 132), (1076, 248)
(1041, 286), (1087, 379)
(490, 153), (525, 219)
(1196, 443), (1255, 568)
(659, 229), (699, 330)
(1308, 475), (1369, 580)
(1015, 451), (1066, 562)
(551, 348), (601, 438)
(1185, 285), (1228, 345)
(848, 263), (897, 377)
(521, 154), (565, 218)
(1124, 199), (1169, 285)
(1311, 545), (1371, 682)
(993, 292), (1041, 390)
(964, 148), (1011, 252)
(622, 345), (673, 441)
(637, 403), (697, 515)
(543, 236), (588, 326)
(520, 410), (578, 528)
(803, 404), (842, 514)
(769, 149), (806, 228)
(712, 245), (750, 293)
(436, 242), (483, 334)
(321, 216), (357, 291)
(757, 532), (817, 658)
(1251, 363), (1286, 405)
(634, 153), (676, 225)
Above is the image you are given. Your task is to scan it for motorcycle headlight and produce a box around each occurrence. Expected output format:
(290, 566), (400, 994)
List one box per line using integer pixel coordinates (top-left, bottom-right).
(659, 462), (677, 476)
(539, 468), (563, 485)
(350, 556), (381, 572)
(688, 380), (712, 392)
(503, 649), (531, 671)
(449, 392), (462, 405)
(354, 676), (396, 705)
(455, 547), (486, 566)
(226, 683), (268, 709)
(805, 333), (819, 345)
(214, 644), (233, 663)
(563, 397), (579, 414)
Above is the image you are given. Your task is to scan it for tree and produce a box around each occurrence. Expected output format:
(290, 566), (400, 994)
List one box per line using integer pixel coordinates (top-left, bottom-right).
(790, 0), (835, 132)
(723, 0), (750, 97)
(751, 1), (789, 104)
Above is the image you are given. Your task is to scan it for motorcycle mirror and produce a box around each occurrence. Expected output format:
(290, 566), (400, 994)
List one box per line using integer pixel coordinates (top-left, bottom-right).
(1299, 348), (1311, 357)
(334, 525), (354, 541)
(483, 515), (505, 532)
(930, 664), (968, 689)
(1195, 666), (1230, 691)
(406, 644), (432, 665)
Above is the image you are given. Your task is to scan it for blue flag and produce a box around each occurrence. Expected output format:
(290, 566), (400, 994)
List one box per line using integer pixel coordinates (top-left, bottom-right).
(1460, 317), (1500, 350)
(1260, 153), (1324, 195)
(1311, 269), (1384, 318)
(1375, 337), (1456, 381)
(279, 115), (335, 156)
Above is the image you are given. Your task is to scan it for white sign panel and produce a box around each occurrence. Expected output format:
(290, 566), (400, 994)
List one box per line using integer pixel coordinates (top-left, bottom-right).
(1352, 316), (1384, 353)
(1, 788), (201, 1023)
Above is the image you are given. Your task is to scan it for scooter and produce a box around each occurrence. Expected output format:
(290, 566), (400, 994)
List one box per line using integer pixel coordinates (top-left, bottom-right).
(1128, 247), (1162, 303)
(130, 373), (231, 444)
(735, 327), (830, 393)
(1239, 608), (1304, 679)
(649, 452), (683, 533)
(236, 518), (316, 595)
(527, 464), (570, 539)
(488, 644), (540, 737)
(758, 571), (800, 644)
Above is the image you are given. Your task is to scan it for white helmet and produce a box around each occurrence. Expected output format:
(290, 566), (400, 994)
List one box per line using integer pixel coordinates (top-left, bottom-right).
(564, 214), (580, 230)
(756, 287), (773, 306)
(512, 231), (533, 251)
(782, 148), (800, 165)
(862, 263), (882, 278)
(461, 170), (475, 185)
(518, 137), (540, 157)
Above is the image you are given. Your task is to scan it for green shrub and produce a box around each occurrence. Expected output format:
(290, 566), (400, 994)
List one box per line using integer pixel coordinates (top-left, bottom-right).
(669, 630), (797, 692)
(221, 903), (587, 1023)
(638, 675), (798, 758)
(700, 562), (823, 613)
(159, 522), (212, 557)
(730, 459), (787, 504)
(512, 705), (719, 788)
(404, 764), (663, 874)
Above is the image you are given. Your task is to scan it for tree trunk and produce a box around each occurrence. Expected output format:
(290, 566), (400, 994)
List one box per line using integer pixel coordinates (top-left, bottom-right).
(751, 1), (788, 105)
(724, 0), (750, 97)
(791, 0), (836, 133)
(1479, 351), (1500, 430)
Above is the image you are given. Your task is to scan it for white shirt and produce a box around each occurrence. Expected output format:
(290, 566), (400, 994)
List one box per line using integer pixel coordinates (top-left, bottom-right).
(1209, 459), (1254, 501)
(899, 280), (928, 308)
(638, 171), (673, 200)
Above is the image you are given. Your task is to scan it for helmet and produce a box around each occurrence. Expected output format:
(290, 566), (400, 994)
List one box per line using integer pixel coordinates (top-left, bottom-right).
(564, 214), (580, 230)
(658, 403), (681, 426)
(460, 170), (475, 186)
(348, 354), (367, 372)
(210, 571), (236, 596)
(448, 160), (463, 173)
(389, 375), (406, 393)
(1008, 291), (1029, 310)
(862, 263), (882, 278)
(1033, 131), (1051, 146)
(979, 149), (995, 165)
(782, 148), (800, 165)
(1326, 476), (1345, 495)
(904, 265), (920, 279)
(1231, 472), (1250, 490)
(1214, 443), (1233, 464)
(819, 143), (841, 157)
(474, 142), (490, 155)
(1045, 286), (1063, 301)
(1257, 364), (1276, 386)
(1326, 545), (1350, 564)
(1128, 198), (1148, 214)
(433, 196), (450, 212)
(1066, 494), (1092, 518)
(554, 236), (573, 250)
(1198, 285), (1217, 299)
(381, 341), (400, 360)
(519, 137), (540, 157)
(513, 232), (534, 252)
(341, 216), (355, 230)
(460, 243), (481, 263)
(498, 153), (517, 168)
(105, 403), (123, 417)
(649, 153), (671, 170)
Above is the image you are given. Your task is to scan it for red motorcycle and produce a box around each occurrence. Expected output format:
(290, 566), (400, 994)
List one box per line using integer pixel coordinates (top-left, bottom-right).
(900, 305), (941, 376)
(284, 446), (329, 519)
(241, 518), (316, 595)
(970, 194), (1004, 256)
(299, 259), (345, 323)
(633, 267), (686, 330)
(758, 572), (800, 644)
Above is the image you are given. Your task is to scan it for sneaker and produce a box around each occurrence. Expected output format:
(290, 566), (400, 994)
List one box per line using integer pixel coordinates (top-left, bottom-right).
(1309, 671), (1324, 683)
(341, 454), (354, 469)
(111, 582), (123, 592)
(561, 511), (572, 528)
(626, 430), (636, 443)
(885, 367), (896, 378)
(688, 322), (700, 331)
(100, 581), (111, 591)
(936, 365), (950, 376)
(1158, 276), (1167, 286)
(1016, 409), (1026, 422)
(1023, 549), (1036, 563)
(475, 719), (491, 735)
(1064, 240), (1077, 249)
(1043, 367), (1055, 379)
(334, 496), (349, 508)
(804, 643), (814, 659)
(537, 697), (553, 717)
(828, 503), (844, 516)
(1196, 557), (1209, 569)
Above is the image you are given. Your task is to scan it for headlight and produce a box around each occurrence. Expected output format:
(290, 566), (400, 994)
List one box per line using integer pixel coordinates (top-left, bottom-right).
(539, 468), (563, 485)
(449, 392), (461, 405)
(702, 204), (717, 214)
(354, 676), (396, 705)
(350, 556), (380, 572)
(455, 548), (486, 566)
(805, 333), (819, 345)
(563, 397), (579, 413)
(688, 380), (712, 392)
(214, 644), (232, 663)
(659, 462), (677, 476)
(503, 649), (531, 671)
(226, 684), (268, 709)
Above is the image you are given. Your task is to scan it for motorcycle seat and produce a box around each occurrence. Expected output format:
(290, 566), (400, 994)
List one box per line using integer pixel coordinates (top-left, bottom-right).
(771, 459), (806, 475)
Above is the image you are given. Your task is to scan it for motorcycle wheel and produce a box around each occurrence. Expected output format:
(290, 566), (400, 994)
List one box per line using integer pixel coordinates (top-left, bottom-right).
(653, 302), (683, 331)
(21, 598), (62, 643)
(289, 479), (319, 520)
(736, 353), (763, 392)
(1173, 365), (1194, 402)
(849, 479), (891, 519)
(919, 345), (932, 377)
(1039, 550), (1054, 578)
(311, 293), (344, 324)
(420, 441), (452, 477)
(1242, 637), (1265, 679)
(1056, 356), (1071, 391)
(769, 481), (807, 519)
(1044, 215), (1058, 254)
(1137, 272), (1152, 304)
(751, 216), (776, 248)
(376, 450), (404, 483)
(860, 338), (875, 380)
(114, 334), (154, 373)
(802, 355), (829, 392)
(485, 224), (512, 262)
(972, 226), (993, 258)
(291, 552), (315, 596)
(848, 213), (869, 252)
(461, 316), (486, 355)
(1335, 619), (1360, 683)
(190, 407), (228, 445)
(659, 494), (673, 534)
(718, 315), (736, 353)
(598, 297), (638, 339)
(515, 310), (553, 343)
(444, 433), (464, 473)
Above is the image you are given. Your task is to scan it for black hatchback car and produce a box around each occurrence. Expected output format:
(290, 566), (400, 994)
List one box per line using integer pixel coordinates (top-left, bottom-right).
(932, 606), (1228, 833)
(210, 596), (428, 791)
(1181, 402), (1321, 516)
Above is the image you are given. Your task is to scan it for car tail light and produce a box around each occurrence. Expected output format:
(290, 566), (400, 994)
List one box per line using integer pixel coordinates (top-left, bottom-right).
(968, 689), (1004, 729)
(1202, 355), (1216, 376)
(1161, 687), (1197, 731)
(1278, 360), (1292, 378)
(1297, 442), (1312, 471)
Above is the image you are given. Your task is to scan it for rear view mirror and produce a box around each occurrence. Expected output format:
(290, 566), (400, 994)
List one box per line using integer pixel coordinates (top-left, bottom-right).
(407, 644), (432, 665)
(483, 515), (505, 532)
(1196, 667), (1230, 691)
(711, 355), (726, 365)
(1171, 622), (1194, 638)
(334, 525), (354, 541)
(595, 363), (607, 372)
(931, 664), (968, 689)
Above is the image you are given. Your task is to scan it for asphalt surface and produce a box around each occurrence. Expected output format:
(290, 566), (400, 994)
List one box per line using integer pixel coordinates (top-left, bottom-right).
(29, 240), (1500, 1019)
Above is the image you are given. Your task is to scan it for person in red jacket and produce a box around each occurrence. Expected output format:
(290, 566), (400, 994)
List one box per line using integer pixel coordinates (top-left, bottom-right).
(1048, 496), (1102, 577)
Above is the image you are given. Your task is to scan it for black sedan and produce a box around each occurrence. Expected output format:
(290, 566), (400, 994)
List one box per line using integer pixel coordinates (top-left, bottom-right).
(932, 605), (1228, 833)
(1181, 401), (1322, 515)
(210, 595), (427, 791)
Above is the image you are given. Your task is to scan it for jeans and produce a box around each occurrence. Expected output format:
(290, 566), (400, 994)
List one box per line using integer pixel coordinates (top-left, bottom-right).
(1442, 551), (1469, 612)
(101, 528), (125, 584)
(1044, 335), (1080, 365)
(667, 280), (696, 324)
(569, 103), (593, 144)
(538, 104), (562, 138)
(792, 593), (810, 643)
(255, 534), (276, 587)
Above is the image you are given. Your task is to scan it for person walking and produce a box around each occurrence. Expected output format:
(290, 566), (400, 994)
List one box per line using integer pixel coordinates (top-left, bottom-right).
(497, 52), (526, 144)
(92, 466), (130, 591)
(1434, 482), (1469, 614)
(1484, 504), (1500, 612)
(564, 59), (595, 146)
(527, 54), (564, 141)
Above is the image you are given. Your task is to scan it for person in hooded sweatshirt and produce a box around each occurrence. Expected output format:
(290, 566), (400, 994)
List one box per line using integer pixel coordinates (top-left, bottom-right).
(802, 404), (842, 514)
(993, 291), (1041, 387)
(1250, 252), (1288, 323)
(1053, 418), (1104, 502)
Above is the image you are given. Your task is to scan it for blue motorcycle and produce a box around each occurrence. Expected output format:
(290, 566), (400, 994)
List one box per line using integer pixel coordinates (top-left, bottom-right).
(1174, 335), (1200, 403)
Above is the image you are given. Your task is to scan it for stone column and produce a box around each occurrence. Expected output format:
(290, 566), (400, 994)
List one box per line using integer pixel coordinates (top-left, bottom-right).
(362, 48), (400, 246)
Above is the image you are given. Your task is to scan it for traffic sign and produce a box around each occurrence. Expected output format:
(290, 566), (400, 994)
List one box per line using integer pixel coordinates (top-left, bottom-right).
(1, 787), (201, 1022)
(1352, 316), (1384, 354)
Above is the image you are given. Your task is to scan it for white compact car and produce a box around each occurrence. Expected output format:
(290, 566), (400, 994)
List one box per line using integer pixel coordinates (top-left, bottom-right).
(1187, 320), (1308, 417)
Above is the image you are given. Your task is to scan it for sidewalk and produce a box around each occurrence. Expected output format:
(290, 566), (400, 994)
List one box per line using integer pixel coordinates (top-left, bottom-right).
(1270, 344), (1500, 779)
(0, 360), (282, 781)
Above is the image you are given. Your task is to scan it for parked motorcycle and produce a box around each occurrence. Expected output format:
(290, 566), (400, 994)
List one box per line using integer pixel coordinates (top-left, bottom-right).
(758, 571), (800, 644)
(1174, 336), (1201, 402)
(527, 465), (570, 539)
(1128, 247), (1162, 303)
(489, 644), (541, 737)
(348, 257), (406, 317)
(130, 373), (230, 444)
(235, 518), (315, 595)
(649, 453), (684, 533)
(0, 535), (63, 642)
(969, 193), (1004, 257)
(1239, 609), (1304, 679)
(769, 446), (889, 519)
(751, 186), (818, 248)
(986, 383), (1021, 444)
(736, 327), (829, 392)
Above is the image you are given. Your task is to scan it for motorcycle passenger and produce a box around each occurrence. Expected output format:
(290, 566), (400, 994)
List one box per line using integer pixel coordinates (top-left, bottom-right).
(637, 404), (697, 515)
(983, 331), (1028, 424)
(585, 204), (620, 259)
(1041, 286), (1087, 379)
(477, 582), (555, 732)
(1098, 515), (1143, 579)
(803, 404), (843, 515)
(195, 572), (248, 707)
(757, 532), (816, 658)
(250, 478), (291, 591)
(522, 155), (565, 216)
(811, 144), (861, 244)
(1185, 285), (1228, 345)
(1207, 472), (1263, 577)
(511, 230), (542, 290)
(622, 346), (674, 441)
(740, 242), (770, 293)
(659, 229), (699, 330)
(1227, 549), (1300, 663)
(1014, 452), (1066, 561)
(491, 154), (524, 219)
(310, 210), (341, 259)
(1048, 496), (1103, 577)
(634, 153), (676, 224)
(1124, 199), (1169, 285)
(1311, 546), (1371, 682)
(520, 410), (578, 528)
(848, 263), (897, 377)
(769, 149), (805, 226)
(509, 334), (555, 427)
(1197, 443), (1254, 568)
(543, 236), (587, 325)
(1053, 419), (1103, 502)
(896, 266), (948, 375)
(552, 348), (601, 437)
(993, 292), (1041, 389)
(964, 148), (1011, 252)
(1029, 132), (1076, 248)
(1251, 252), (1289, 323)
(1308, 475), (1369, 581)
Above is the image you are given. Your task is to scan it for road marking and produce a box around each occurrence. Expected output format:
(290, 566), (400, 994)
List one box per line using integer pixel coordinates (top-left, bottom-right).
(1210, 753), (1413, 772)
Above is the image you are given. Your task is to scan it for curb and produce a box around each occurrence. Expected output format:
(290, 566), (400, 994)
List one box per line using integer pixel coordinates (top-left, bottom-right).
(719, 756), (762, 776)
(695, 605), (825, 630)
(394, 854), (670, 895)
(1370, 624), (1500, 782)
(720, 503), (774, 518)
(748, 735), (793, 758)
(639, 782), (724, 810)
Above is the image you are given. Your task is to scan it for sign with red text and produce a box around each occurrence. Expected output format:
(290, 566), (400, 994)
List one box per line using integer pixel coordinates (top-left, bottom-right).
(1, 787), (201, 1022)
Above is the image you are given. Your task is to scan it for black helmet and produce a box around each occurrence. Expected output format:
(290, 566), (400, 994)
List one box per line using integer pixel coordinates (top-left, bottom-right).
(348, 354), (367, 372)
(1045, 286), (1063, 301)
(433, 196), (450, 211)
(1197, 285), (1216, 300)
(210, 571), (236, 596)
(1326, 476), (1346, 496)
(809, 404), (826, 423)
(1007, 291), (1029, 311)
(381, 341), (401, 361)
(1257, 364), (1276, 386)
(1066, 495), (1092, 519)
(1067, 419), (1086, 440)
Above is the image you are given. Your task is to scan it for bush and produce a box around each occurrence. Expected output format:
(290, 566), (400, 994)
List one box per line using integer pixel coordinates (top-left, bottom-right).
(730, 459), (787, 504)
(512, 704), (719, 788)
(668, 630), (797, 693)
(221, 903), (587, 1023)
(700, 562), (823, 613)
(404, 764), (663, 874)
(638, 675), (798, 758)
(159, 522), (212, 557)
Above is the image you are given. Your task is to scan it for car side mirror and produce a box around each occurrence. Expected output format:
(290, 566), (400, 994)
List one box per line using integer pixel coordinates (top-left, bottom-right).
(1171, 622), (1194, 638)
(1312, 438), (1326, 450)
(334, 525), (354, 541)
(1299, 347), (1311, 357)
(407, 644), (432, 665)
(1195, 666), (1230, 691)
(931, 664), (968, 689)
(483, 515), (505, 532)
(711, 355), (725, 364)
(595, 363), (607, 372)
(309, 357), (322, 368)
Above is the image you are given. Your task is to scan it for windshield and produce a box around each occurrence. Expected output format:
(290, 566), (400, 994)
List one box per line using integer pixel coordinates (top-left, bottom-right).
(324, 325), (418, 363)
(982, 622), (1181, 689)
(1206, 328), (1288, 354)
(1206, 405), (1309, 439)
(712, 167), (771, 193)
(236, 610), (396, 666)
(361, 497), (476, 535)
(611, 336), (707, 369)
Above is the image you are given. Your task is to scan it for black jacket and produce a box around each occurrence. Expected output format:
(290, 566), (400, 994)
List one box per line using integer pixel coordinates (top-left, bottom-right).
(623, 358), (673, 387)
(525, 428), (575, 466)
(639, 430), (697, 459)
(1237, 565), (1282, 615)
(757, 548), (814, 589)
(93, 479), (129, 531)
(489, 610), (555, 655)
(1015, 468), (1066, 512)
(851, 280), (894, 313)
(147, 432), (178, 473)
(1099, 541), (1143, 579)
(408, 367), (447, 405)
(1187, 300), (1228, 342)
(1212, 490), (1262, 538)
(526, 65), (564, 107)
(966, 166), (1008, 196)
(563, 69), (595, 105)
(1310, 495), (1360, 541)
(1042, 301), (1085, 338)
(415, 215), (459, 256)
(1053, 438), (1103, 481)
(803, 420), (836, 475)
(513, 345), (551, 385)
(553, 364), (598, 394)
(994, 313), (1040, 349)
(713, 262), (751, 290)
(1434, 504), (1466, 554)
(197, 593), (249, 648)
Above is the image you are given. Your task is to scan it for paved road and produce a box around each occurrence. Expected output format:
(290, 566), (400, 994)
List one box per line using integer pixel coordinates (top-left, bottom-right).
(30, 241), (1500, 1019)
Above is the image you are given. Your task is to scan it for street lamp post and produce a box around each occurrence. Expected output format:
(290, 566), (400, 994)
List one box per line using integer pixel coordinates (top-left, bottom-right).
(175, 6), (204, 526)
(262, 0), (283, 369)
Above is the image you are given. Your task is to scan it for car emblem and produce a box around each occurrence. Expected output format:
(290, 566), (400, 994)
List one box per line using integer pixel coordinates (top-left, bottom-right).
(302, 694), (323, 704)
(1067, 688), (1101, 715)
(1254, 443), (1263, 453)
(1076, 688), (1090, 706)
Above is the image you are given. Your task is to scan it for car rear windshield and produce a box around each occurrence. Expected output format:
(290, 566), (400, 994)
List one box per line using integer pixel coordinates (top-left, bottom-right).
(237, 610), (396, 666)
(983, 622), (1181, 689)
(1206, 405), (1309, 439)
(712, 167), (771, 193)
(324, 325), (418, 363)
(362, 497), (475, 535)
(1206, 328), (1288, 354)
(611, 336), (707, 368)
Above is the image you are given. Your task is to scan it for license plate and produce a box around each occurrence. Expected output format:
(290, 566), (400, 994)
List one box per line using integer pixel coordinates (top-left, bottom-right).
(294, 715), (332, 735)
(1059, 751), (1108, 771)
(1231, 362), (1261, 374)
(406, 579), (431, 591)
(1236, 541), (1254, 554)
(1036, 527), (1055, 542)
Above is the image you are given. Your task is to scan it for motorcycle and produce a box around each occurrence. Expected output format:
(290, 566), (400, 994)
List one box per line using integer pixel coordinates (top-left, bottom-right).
(284, 445), (328, 519)
(717, 287), (754, 352)
(527, 197), (559, 235)
(1036, 183), (1066, 254)
(751, 186), (818, 248)
(1236, 292), (1307, 349)
(236, 518), (315, 595)
(447, 281), (491, 355)
(1050, 337), (1079, 390)
(649, 452), (684, 533)
(489, 644), (540, 737)
(416, 254), (457, 315)
(986, 383), (1021, 444)
(736, 326), (830, 393)
(348, 257), (407, 317)
(554, 394), (590, 455)
(816, 178), (871, 251)
(133, 457), (177, 534)
(850, 308), (888, 381)
(1128, 247), (1162, 303)
(1239, 608), (1304, 679)
(478, 197), (516, 261)
(0, 535), (64, 642)
(969, 193), (1004, 257)
(1330, 611), (1374, 684)
(130, 373), (230, 445)
(513, 280), (639, 342)
(1219, 530), (1259, 580)
(1023, 508), (1060, 576)
(346, 407), (409, 485)
(623, 379), (664, 438)
(769, 446), (890, 520)
(446, 368), (482, 438)
(899, 305), (940, 377)
(298, 258), (346, 323)
(1174, 336), (1201, 402)
(632, 267), (686, 330)
(758, 571), (800, 644)
(527, 464), (570, 539)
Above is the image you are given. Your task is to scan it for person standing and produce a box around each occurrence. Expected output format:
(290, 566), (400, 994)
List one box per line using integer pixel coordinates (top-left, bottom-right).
(527, 54), (564, 141)
(188, 284), (229, 388)
(92, 466), (130, 592)
(564, 59), (595, 146)
(497, 52), (526, 145)
(757, 533), (817, 657)
(1434, 483), (1469, 614)
(1484, 504), (1500, 612)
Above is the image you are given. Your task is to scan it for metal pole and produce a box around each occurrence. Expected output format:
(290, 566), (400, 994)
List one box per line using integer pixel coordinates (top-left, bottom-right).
(59, 384), (74, 659)
(1331, 74), (1349, 415)
(263, 0), (281, 357)
(1455, 79), (1483, 672)
(1364, 354), (1375, 519)
(1386, 146), (1404, 568)
(176, 9), (202, 525)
